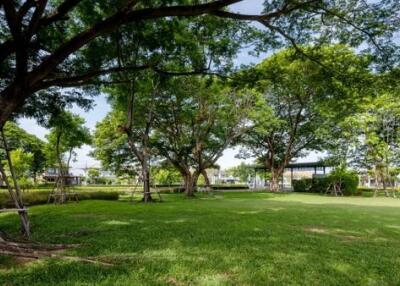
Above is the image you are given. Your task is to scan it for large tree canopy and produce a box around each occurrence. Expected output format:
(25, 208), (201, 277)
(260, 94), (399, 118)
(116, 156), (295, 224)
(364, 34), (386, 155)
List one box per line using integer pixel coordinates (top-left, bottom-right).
(237, 45), (373, 191)
(153, 76), (253, 196)
(1, 0), (398, 127)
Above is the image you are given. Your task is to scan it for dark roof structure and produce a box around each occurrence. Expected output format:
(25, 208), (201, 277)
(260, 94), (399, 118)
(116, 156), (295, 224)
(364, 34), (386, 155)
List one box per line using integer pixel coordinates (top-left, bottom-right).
(254, 161), (329, 171)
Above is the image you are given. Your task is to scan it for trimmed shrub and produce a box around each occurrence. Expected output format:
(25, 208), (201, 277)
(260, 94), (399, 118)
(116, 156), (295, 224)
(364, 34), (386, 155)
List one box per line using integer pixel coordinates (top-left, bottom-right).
(357, 187), (374, 193)
(292, 179), (313, 192)
(310, 177), (331, 193)
(0, 190), (120, 208)
(76, 191), (120, 201)
(328, 168), (359, 196)
(210, 184), (249, 190)
(357, 187), (400, 197)
(156, 184), (249, 193)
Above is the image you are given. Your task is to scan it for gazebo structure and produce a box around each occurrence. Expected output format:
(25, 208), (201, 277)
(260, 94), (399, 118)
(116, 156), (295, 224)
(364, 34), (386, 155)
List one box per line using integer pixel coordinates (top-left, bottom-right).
(253, 161), (330, 190)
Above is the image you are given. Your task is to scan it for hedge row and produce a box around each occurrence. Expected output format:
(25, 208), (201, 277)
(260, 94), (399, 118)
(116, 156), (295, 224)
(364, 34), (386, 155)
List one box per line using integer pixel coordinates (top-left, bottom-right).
(0, 191), (120, 208)
(154, 184), (249, 193)
(208, 184), (249, 190)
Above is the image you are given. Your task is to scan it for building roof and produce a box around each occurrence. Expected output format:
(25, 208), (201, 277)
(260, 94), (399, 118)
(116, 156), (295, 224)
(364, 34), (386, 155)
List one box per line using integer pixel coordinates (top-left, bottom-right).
(254, 161), (329, 171)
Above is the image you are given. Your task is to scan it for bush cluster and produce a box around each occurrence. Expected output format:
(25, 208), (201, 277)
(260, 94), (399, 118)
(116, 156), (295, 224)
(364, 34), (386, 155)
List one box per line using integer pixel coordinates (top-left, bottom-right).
(292, 169), (359, 196)
(292, 179), (311, 192)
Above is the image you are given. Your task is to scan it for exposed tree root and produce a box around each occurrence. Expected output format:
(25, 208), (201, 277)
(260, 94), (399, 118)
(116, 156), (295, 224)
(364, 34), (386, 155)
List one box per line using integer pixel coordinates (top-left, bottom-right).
(56, 255), (114, 266)
(0, 233), (112, 266)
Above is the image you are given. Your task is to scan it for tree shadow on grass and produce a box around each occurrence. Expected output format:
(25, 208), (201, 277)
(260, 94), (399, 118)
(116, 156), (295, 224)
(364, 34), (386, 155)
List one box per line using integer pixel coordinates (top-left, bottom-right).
(1, 197), (400, 285)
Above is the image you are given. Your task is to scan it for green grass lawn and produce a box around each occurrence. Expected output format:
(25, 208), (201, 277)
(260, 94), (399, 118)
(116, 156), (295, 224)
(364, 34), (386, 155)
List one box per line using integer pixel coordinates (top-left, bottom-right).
(1, 192), (400, 286)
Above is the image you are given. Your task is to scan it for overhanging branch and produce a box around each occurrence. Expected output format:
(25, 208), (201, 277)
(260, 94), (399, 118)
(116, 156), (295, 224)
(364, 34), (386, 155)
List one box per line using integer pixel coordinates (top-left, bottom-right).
(35, 65), (229, 88)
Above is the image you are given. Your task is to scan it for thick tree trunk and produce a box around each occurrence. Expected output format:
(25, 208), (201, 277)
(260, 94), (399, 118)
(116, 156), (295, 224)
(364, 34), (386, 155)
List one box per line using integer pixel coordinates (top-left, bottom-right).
(183, 173), (194, 197)
(192, 171), (200, 195)
(183, 171), (199, 197)
(0, 86), (28, 128)
(269, 169), (281, 192)
(201, 169), (211, 188)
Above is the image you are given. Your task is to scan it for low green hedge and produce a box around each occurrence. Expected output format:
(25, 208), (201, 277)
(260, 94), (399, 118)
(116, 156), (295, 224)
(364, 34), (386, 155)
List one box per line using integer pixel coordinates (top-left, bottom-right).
(357, 187), (374, 193)
(357, 187), (400, 197)
(155, 184), (249, 193)
(157, 187), (185, 193)
(210, 184), (249, 190)
(0, 190), (120, 208)
(154, 184), (184, 188)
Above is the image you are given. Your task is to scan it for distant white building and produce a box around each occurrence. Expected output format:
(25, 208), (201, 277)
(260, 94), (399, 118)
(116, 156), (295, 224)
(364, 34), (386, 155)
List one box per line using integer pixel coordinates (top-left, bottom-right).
(43, 167), (82, 185)
(252, 162), (331, 190)
(206, 169), (240, 184)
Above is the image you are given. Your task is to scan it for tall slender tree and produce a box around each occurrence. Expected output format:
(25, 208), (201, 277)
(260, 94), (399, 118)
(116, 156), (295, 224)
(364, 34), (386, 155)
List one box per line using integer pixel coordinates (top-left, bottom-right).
(104, 73), (161, 202)
(45, 111), (91, 202)
(2, 121), (46, 183)
(346, 93), (400, 197)
(0, 126), (30, 237)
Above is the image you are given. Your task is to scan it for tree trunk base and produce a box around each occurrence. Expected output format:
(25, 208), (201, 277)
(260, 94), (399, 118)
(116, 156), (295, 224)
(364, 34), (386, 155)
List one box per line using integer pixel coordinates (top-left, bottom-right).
(141, 194), (154, 203)
(0, 232), (78, 258)
(0, 232), (112, 266)
(185, 192), (196, 198)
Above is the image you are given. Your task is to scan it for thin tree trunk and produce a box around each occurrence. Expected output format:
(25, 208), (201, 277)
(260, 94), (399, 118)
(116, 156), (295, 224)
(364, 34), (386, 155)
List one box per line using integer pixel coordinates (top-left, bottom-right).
(141, 153), (152, 202)
(183, 173), (193, 197)
(55, 132), (66, 203)
(0, 164), (30, 238)
(381, 171), (389, 197)
(373, 170), (379, 197)
(0, 127), (30, 237)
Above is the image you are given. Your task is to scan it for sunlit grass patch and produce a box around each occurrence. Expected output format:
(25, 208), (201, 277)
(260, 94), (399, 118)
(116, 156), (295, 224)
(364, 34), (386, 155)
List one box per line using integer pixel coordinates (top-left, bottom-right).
(1, 193), (400, 285)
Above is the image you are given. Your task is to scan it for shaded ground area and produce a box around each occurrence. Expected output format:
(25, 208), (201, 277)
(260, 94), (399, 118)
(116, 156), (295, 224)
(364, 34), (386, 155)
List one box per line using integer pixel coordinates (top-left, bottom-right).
(1, 192), (400, 285)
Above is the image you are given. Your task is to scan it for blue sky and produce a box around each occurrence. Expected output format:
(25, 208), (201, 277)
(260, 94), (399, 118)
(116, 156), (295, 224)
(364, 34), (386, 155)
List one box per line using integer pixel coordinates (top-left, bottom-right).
(19, 0), (322, 174)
